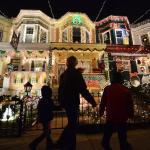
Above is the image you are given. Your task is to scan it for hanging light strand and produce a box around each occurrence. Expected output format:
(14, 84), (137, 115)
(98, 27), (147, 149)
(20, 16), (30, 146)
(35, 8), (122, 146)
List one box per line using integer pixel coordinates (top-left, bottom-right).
(94, 0), (107, 22)
(0, 10), (8, 18)
(132, 9), (150, 24)
(48, 0), (55, 19)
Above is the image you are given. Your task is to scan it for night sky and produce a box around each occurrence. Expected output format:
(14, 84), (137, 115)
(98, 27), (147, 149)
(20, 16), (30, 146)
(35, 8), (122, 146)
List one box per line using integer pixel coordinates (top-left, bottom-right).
(0, 0), (149, 24)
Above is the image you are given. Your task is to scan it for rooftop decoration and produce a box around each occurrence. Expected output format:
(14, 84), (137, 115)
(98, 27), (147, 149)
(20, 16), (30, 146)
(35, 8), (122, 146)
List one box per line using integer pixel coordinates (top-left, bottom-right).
(72, 15), (82, 26)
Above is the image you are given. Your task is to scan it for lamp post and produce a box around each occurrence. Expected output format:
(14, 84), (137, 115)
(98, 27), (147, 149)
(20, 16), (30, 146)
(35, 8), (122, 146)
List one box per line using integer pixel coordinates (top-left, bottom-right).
(24, 81), (32, 96)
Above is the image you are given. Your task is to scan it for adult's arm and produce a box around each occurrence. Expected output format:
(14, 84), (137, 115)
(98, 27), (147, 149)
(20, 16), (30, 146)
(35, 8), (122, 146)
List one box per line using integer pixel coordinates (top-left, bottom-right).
(99, 87), (107, 117)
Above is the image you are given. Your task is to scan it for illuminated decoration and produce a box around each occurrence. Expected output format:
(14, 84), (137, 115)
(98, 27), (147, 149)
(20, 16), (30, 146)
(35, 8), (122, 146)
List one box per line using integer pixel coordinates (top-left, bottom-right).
(0, 50), (6, 56)
(2, 105), (18, 121)
(96, 15), (129, 28)
(38, 50), (44, 54)
(11, 58), (21, 71)
(106, 45), (150, 54)
(7, 63), (14, 72)
(50, 43), (106, 51)
(0, 10), (150, 97)
(83, 74), (106, 90)
(130, 76), (140, 87)
(27, 50), (33, 55)
(72, 15), (82, 26)
(47, 47), (52, 86)
(96, 15), (132, 45)
(141, 34), (150, 46)
(115, 29), (129, 45)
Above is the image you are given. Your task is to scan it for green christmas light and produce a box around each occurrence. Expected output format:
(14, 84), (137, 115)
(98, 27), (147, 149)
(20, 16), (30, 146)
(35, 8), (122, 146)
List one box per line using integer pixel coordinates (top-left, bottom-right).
(72, 15), (82, 26)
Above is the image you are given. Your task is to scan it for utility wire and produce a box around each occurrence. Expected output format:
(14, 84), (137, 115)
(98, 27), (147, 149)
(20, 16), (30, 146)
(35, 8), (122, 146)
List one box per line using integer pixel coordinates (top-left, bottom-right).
(132, 9), (150, 24)
(94, 0), (107, 22)
(48, 0), (55, 19)
(0, 10), (8, 18)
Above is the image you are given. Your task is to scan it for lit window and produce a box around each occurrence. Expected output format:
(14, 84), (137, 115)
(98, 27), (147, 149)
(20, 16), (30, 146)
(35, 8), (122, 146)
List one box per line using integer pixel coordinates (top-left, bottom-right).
(115, 29), (124, 44)
(25, 27), (34, 43)
(15, 74), (23, 84)
(73, 27), (81, 43)
(26, 27), (34, 34)
(40, 29), (47, 43)
(103, 32), (110, 44)
(116, 31), (123, 37)
(31, 75), (37, 84)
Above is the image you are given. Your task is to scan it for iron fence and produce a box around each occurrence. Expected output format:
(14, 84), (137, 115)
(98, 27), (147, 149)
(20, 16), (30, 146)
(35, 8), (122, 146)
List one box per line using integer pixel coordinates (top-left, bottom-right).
(0, 92), (150, 137)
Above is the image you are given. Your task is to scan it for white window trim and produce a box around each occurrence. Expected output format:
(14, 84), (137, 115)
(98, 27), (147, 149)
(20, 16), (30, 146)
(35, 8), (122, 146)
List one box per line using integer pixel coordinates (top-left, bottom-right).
(62, 28), (68, 42)
(82, 27), (91, 43)
(23, 24), (36, 43)
(102, 31), (111, 44)
(115, 29), (123, 44)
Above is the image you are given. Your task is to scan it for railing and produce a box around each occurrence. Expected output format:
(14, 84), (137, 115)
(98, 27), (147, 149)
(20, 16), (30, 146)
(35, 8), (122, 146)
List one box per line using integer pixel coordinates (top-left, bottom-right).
(0, 92), (150, 137)
(27, 92), (150, 130)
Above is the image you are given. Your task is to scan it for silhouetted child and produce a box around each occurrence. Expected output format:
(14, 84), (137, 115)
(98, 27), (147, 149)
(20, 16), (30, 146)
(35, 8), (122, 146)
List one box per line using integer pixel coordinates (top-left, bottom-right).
(29, 85), (54, 150)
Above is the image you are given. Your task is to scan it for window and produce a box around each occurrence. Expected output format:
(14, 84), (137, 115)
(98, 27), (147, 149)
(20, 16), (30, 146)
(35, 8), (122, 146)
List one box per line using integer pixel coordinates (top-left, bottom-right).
(25, 27), (34, 43)
(40, 29), (47, 43)
(103, 32), (110, 44)
(0, 30), (3, 42)
(33, 61), (45, 72)
(73, 27), (81, 43)
(120, 24), (126, 29)
(117, 38), (123, 44)
(14, 74), (23, 84)
(31, 74), (37, 84)
(116, 31), (122, 37)
(26, 27), (34, 34)
(115, 29), (123, 44)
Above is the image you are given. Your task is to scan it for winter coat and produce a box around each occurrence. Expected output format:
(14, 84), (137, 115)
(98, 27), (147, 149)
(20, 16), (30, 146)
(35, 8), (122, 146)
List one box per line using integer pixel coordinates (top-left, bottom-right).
(99, 83), (134, 123)
(58, 67), (96, 108)
(37, 97), (54, 123)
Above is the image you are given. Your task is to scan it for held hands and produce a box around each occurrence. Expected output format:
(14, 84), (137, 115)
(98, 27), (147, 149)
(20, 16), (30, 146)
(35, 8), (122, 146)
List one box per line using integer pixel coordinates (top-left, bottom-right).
(91, 99), (97, 108)
(92, 102), (97, 108)
(99, 108), (104, 117)
(99, 111), (104, 117)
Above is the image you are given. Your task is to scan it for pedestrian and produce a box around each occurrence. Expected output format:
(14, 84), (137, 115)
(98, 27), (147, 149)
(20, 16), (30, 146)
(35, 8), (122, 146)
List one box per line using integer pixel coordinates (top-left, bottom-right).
(29, 85), (54, 150)
(99, 71), (134, 150)
(57, 56), (97, 150)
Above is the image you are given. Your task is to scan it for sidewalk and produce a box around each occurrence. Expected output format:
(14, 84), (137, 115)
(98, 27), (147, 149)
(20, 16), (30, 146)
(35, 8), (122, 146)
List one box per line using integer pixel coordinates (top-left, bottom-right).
(0, 128), (150, 150)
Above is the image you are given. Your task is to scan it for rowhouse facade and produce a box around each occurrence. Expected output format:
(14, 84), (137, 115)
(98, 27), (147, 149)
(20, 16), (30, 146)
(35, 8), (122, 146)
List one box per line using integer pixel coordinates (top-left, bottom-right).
(0, 10), (149, 98)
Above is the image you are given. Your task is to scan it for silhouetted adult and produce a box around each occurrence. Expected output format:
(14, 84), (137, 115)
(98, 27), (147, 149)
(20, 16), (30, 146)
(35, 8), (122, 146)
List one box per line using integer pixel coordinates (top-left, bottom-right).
(99, 72), (134, 150)
(57, 56), (96, 150)
(29, 85), (54, 150)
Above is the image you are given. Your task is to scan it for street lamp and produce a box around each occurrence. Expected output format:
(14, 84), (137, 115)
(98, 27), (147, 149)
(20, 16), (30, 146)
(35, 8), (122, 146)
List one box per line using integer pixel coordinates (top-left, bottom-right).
(24, 81), (32, 96)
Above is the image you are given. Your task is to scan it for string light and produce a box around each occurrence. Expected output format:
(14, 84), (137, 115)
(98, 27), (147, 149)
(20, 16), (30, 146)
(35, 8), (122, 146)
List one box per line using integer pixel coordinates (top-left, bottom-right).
(47, 46), (52, 86)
